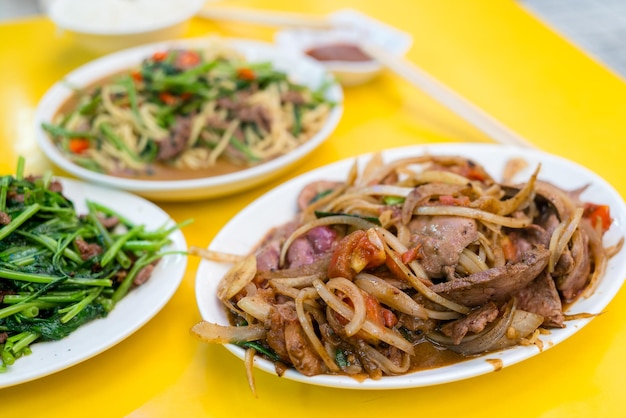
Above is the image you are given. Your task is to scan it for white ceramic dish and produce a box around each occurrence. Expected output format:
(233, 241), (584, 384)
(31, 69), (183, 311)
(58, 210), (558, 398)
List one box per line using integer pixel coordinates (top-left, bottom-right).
(48, 0), (206, 54)
(34, 37), (343, 202)
(195, 143), (626, 390)
(275, 9), (412, 86)
(0, 178), (188, 389)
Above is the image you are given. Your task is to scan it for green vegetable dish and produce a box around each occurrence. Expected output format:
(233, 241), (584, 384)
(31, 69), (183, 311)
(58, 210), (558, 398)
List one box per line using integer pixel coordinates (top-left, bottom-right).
(0, 159), (186, 371)
(42, 42), (335, 180)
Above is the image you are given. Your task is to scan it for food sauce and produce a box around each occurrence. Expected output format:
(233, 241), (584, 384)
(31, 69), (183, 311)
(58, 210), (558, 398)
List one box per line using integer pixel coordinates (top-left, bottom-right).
(305, 43), (372, 62)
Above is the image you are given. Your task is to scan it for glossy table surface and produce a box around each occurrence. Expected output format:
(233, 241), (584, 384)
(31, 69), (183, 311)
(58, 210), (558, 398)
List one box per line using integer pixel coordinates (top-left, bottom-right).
(2, 1), (626, 417)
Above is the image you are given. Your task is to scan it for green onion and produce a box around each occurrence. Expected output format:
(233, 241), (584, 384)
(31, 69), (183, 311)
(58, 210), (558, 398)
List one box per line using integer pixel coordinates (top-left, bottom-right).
(314, 210), (382, 226)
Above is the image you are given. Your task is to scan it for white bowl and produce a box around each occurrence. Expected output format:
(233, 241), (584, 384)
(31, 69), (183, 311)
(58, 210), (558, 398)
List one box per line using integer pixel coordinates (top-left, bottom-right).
(275, 9), (412, 86)
(34, 37), (343, 202)
(48, 0), (205, 54)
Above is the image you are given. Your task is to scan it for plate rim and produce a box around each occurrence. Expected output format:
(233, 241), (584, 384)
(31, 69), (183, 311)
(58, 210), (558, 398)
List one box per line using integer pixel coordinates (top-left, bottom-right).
(0, 177), (188, 388)
(194, 142), (626, 390)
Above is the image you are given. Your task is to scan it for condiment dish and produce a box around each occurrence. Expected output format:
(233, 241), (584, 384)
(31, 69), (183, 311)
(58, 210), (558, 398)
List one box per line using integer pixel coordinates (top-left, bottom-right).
(275, 9), (412, 86)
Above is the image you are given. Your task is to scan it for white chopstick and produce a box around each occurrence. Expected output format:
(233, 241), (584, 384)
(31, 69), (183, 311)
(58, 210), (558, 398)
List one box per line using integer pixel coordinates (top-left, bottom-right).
(198, 6), (332, 29)
(197, 7), (535, 149)
(361, 44), (536, 149)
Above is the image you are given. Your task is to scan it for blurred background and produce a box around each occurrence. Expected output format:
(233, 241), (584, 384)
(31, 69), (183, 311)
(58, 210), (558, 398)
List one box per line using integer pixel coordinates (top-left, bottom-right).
(0, 0), (42, 19)
(3, 0), (625, 79)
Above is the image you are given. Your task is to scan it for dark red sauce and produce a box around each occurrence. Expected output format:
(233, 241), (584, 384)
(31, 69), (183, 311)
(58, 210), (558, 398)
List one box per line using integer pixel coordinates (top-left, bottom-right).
(305, 43), (372, 62)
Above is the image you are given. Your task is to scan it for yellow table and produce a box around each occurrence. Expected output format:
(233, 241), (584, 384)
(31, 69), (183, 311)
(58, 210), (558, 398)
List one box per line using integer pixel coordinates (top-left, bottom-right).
(2, 1), (626, 417)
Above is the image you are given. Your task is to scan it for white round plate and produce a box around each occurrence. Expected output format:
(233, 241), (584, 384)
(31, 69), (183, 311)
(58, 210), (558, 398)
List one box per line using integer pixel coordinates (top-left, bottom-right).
(34, 38), (343, 202)
(0, 178), (187, 389)
(195, 143), (626, 390)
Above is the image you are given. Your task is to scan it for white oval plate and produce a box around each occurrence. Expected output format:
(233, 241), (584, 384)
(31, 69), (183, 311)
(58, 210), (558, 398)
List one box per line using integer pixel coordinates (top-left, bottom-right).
(0, 178), (187, 389)
(195, 143), (626, 390)
(34, 38), (343, 202)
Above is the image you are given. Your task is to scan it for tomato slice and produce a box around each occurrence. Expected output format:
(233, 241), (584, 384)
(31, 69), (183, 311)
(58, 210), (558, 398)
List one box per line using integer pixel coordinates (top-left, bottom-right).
(159, 92), (178, 106)
(68, 138), (90, 154)
(152, 51), (168, 61)
(584, 203), (612, 232)
(131, 70), (142, 82)
(237, 67), (256, 81)
(176, 50), (201, 68)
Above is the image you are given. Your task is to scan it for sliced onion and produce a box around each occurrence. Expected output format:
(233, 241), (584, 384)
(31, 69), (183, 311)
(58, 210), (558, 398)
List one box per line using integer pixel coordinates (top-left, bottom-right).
(295, 287), (340, 372)
(190, 321), (266, 344)
(313, 278), (415, 354)
(502, 157), (529, 183)
(269, 281), (302, 300)
(578, 219), (619, 297)
(301, 184), (348, 219)
(216, 254), (257, 301)
(269, 274), (323, 289)
(457, 248), (489, 274)
(427, 302), (516, 355)
(414, 206), (533, 229)
(325, 277), (367, 337)
(356, 155), (432, 186)
(355, 273), (429, 320)
(547, 221), (566, 271)
(189, 246), (244, 263)
(412, 169), (477, 186)
(494, 164), (540, 215)
(534, 181), (578, 219)
(346, 157), (360, 186)
(237, 295), (272, 323)
(605, 236), (625, 258)
(244, 347), (258, 398)
(427, 305), (544, 356)
(337, 200), (383, 216)
(491, 309), (544, 351)
(357, 341), (411, 375)
(358, 151), (384, 185)
(548, 207), (583, 273)
(360, 185), (414, 198)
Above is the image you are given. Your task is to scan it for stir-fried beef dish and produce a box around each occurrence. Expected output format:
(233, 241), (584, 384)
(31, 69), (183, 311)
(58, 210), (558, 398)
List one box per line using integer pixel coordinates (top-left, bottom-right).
(192, 153), (623, 382)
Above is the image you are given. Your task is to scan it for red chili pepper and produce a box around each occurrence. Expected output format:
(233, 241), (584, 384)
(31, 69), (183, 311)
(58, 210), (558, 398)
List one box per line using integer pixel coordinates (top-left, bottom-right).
(159, 92), (178, 105)
(381, 307), (398, 328)
(152, 51), (168, 62)
(465, 167), (487, 181)
(584, 203), (612, 232)
(175, 50), (201, 69)
(68, 138), (90, 154)
(131, 70), (142, 82)
(501, 235), (517, 261)
(363, 292), (385, 327)
(236, 67), (256, 81)
(401, 244), (422, 264)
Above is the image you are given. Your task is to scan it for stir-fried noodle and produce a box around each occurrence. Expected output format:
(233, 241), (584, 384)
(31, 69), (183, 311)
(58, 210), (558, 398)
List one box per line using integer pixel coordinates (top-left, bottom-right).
(43, 42), (334, 177)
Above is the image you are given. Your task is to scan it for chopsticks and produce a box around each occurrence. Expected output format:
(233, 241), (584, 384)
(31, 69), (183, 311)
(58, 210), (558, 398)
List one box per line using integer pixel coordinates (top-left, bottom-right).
(361, 44), (536, 149)
(197, 6), (535, 149)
